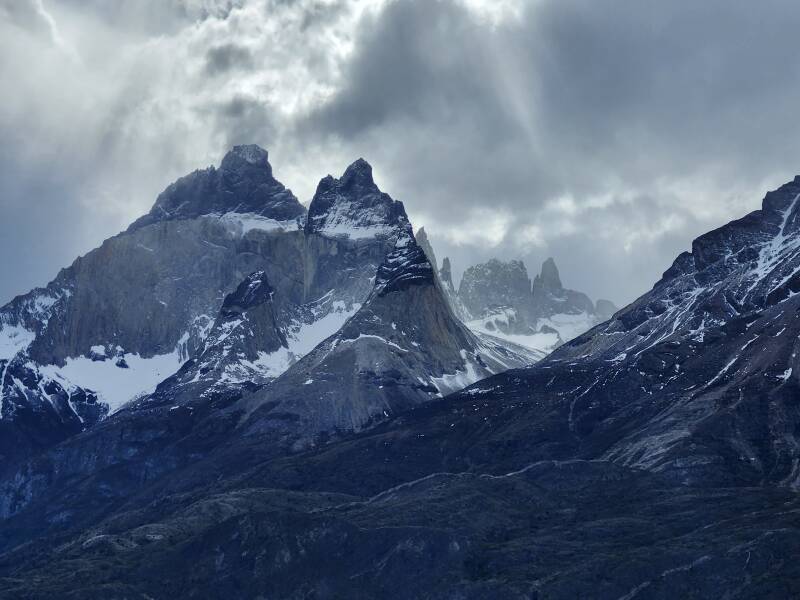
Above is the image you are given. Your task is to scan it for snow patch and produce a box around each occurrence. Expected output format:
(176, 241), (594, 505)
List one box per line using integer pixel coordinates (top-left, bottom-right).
(311, 198), (398, 240)
(343, 334), (407, 353)
(40, 349), (186, 414)
(536, 311), (597, 344)
(220, 347), (294, 383)
(0, 325), (35, 360)
(430, 350), (483, 396)
(214, 212), (301, 236)
(467, 317), (559, 355)
(285, 303), (360, 356)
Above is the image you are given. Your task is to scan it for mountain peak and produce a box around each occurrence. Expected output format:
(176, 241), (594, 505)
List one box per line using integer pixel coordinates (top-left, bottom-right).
(221, 144), (270, 168)
(441, 256), (452, 280)
(415, 227), (439, 271)
(537, 257), (562, 290)
(340, 158), (375, 189)
(459, 259), (532, 319)
(306, 159), (409, 240)
(128, 145), (304, 231)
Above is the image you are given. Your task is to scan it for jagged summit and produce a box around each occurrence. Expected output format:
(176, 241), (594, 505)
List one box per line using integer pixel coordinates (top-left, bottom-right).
(415, 227), (437, 267)
(454, 255), (607, 356)
(305, 158), (409, 240)
(440, 256), (453, 285)
(535, 257), (563, 290)
(220, 144), (270, 169)
(459, 259), (532, 317)
(532, 257), (594, 316)
(437, 255), (472, 322)
(129, 145), (305, 231)
(339, 157), (376, 190)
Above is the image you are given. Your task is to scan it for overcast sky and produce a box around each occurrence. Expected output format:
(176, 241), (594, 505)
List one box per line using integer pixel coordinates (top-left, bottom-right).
(2, 0), (800, 307)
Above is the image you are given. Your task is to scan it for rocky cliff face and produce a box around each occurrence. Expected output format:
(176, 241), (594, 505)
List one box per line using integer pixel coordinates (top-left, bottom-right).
(531, 257), (595, 317)
(459, 259), (533, 322)
(137, 158), (417, 412)
(243, 226), (534, 449)
(0, 148), (467, 464)
(0, 146), (315, 463)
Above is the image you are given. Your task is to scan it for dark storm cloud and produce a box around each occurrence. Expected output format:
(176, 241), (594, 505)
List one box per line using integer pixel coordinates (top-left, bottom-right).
(205, 43), (255, 74)
(205, 95), (279, 151)
(296, 0), (800, 303)
(4, 0), (800, 307)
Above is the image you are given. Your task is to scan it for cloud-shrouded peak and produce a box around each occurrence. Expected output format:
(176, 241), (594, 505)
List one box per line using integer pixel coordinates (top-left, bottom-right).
(221, 144), (270, 169)
(128, 145), (303, 230)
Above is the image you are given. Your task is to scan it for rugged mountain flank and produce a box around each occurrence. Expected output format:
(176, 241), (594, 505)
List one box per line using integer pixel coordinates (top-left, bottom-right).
(244, 224), (533, 448)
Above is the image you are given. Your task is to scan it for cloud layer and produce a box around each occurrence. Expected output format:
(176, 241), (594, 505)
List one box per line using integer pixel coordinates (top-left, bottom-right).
(2, 0), (800, 305)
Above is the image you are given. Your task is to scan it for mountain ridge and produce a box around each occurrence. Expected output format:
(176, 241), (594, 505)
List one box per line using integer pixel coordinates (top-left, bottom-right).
(2, 170), (800, 598)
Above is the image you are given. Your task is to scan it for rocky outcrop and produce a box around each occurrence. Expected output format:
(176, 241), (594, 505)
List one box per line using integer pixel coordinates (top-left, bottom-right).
(531, 257), (595, 317)
(459, 259), (532, 321)
(305, 158), (407, 240)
